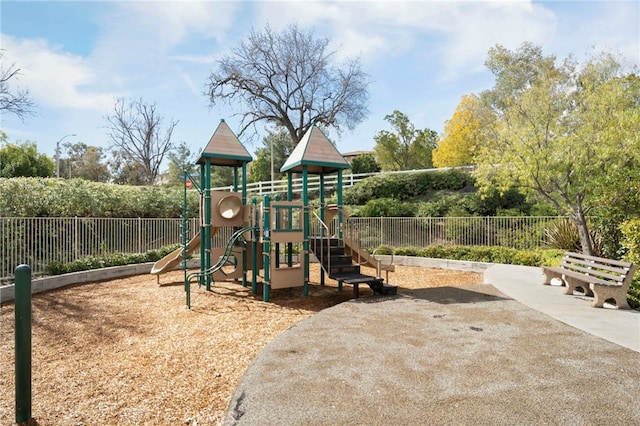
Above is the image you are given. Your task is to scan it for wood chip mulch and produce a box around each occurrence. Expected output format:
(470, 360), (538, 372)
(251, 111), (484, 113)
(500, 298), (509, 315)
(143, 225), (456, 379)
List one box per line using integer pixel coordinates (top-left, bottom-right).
(0, 264), (482, 425)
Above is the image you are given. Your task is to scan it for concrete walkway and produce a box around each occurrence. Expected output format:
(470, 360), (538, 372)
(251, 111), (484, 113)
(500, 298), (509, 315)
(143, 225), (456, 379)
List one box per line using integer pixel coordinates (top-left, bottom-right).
(486, 264), (640, 352)
(225, 264), (640, 425)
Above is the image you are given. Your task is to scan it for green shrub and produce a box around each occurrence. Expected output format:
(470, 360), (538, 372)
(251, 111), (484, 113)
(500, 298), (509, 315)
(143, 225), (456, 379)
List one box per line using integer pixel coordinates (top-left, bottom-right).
(396, 244), (563, 267)
(373, 244), (394, 255)
(394, 246), (421, 256)
(620, 219), (640, 309)
(415, 194), (469, 217)
(343, 169), (475, 205)
(359, 198), (415, 217)
(544, 218), (604, 255)
(0, 177), (199, 218)
(46, 244), (180, 275)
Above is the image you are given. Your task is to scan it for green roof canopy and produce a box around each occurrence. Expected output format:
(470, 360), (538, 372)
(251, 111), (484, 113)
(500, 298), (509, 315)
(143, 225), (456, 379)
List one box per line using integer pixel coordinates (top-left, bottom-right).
(280, 124), (350, 174)
(197, 119), (252, 166)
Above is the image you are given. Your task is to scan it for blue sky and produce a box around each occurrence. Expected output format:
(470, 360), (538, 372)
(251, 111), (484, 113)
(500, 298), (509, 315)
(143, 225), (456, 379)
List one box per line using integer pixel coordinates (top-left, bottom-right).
(1, 0), (639, 169)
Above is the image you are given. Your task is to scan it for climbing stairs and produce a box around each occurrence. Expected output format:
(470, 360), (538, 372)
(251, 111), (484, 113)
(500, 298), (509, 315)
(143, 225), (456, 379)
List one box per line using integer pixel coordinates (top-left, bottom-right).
(309, 237), (397, 298)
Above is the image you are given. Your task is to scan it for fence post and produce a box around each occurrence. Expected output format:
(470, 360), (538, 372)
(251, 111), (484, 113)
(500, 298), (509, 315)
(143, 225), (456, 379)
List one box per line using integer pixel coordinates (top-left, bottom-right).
(15, 264), (32, 423)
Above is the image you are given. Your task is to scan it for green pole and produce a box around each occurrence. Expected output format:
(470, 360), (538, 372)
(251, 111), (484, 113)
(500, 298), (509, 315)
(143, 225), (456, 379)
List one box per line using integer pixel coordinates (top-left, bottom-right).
(241, 164), (248, 287)
(337, 170), (344, 242)
(302, 166), (309, 297)
(262, 195), (271, 302)
(183, 172), (190, 308)
(251, 198), (258, 295)
(204, 159), (212, 291)
(286, 174), (293, 266)
(15, 264), (32, 423)
(319, 174), (325, 286)
(199, 162), (206, 288)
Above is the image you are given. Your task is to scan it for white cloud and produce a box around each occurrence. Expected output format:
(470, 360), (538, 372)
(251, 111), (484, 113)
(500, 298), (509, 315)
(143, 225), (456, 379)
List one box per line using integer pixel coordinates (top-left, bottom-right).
(250, 1), (556, 75)
(1, 36), (120, 111)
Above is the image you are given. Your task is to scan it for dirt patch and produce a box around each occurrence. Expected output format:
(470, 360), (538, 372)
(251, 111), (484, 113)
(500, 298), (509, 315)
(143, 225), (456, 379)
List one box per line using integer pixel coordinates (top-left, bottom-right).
(0, 264), (482, 425)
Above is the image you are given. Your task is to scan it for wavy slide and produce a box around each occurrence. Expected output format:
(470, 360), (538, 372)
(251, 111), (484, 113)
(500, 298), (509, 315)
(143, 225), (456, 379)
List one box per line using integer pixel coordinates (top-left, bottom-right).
(150, 229), (218, 275)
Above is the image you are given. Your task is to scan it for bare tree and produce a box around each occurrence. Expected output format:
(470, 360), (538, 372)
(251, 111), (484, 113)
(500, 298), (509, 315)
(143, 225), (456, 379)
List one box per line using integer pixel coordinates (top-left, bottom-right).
(105, 97), (178, 185)
(206, 24), (370, 148)
(0, 51), (36, 120)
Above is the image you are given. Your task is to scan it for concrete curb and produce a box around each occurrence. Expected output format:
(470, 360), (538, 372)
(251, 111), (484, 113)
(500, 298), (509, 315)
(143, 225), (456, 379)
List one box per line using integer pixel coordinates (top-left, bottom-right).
(0, 259), (200, 304)
(0, 256), (491, 304)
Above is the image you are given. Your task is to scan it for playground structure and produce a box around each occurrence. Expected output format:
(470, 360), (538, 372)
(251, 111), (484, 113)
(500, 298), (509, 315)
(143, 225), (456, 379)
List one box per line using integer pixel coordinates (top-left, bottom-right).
(151, 119), (396, 307)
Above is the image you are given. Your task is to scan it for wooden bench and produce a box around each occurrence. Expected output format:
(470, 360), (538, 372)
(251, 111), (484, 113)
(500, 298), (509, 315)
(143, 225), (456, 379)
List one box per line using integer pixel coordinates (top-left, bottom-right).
(542, 251), (636, 309)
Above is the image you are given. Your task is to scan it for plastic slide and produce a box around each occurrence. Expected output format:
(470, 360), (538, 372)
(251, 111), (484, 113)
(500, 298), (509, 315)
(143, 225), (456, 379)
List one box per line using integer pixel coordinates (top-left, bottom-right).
(150, 229), (216, 275)
(343, 235), (395, 274)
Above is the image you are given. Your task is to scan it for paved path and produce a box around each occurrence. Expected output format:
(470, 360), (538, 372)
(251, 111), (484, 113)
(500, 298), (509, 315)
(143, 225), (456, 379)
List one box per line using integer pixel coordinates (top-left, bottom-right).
(225, 265), (640, 425)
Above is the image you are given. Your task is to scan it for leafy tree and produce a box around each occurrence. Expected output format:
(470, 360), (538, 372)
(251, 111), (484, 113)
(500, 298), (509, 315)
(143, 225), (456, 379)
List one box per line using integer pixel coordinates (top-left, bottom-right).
(249, 128), (293, 183)
(210, 166), (234, 188)
(433, 94), (490, 167)
(0, 51), (36, 120)
(350, 153), (380, 174)
(591, 166), (640, 257)
(373, 110), (438, 171)
(60, 142), (110, 182)
(206, 23), (370, 149)
(105, 97), (178, 185)
(166, 141), (198, 186)
(475, 43), (640, 256)
(249, 148), (271, 184)
(109, 149), (149, 185)
(0, 139), (54, 177)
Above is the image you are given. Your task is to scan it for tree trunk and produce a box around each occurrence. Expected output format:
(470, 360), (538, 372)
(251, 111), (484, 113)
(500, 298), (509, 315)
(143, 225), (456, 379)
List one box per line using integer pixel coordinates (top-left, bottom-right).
(571, 206), (593, 256)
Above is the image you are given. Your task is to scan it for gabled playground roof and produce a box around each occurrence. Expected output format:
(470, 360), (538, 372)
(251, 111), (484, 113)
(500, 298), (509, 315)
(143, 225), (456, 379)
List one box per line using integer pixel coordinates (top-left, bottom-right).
(280, 124), (350, 174)
(197, 119), (252, 166)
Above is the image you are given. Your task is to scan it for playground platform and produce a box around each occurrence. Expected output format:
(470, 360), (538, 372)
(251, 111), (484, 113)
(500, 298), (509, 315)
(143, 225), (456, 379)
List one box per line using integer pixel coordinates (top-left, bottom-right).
(225, 264), (640, 425)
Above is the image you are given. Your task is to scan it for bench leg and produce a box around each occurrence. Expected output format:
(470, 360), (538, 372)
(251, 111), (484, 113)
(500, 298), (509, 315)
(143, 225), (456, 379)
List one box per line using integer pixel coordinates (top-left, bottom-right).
(353, 283), (359, 298)
(590, 283), (630, 309)
(563, 276), (594, 297)
(542, 271), (562, 286)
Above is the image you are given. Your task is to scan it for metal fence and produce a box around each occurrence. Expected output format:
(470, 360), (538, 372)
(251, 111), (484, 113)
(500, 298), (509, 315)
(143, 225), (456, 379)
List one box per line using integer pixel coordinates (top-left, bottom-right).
(345, 216), (561, 251)
(1, 215), (562, 283)
(1, 217), (200, 282)
(212, 166), (475, 196)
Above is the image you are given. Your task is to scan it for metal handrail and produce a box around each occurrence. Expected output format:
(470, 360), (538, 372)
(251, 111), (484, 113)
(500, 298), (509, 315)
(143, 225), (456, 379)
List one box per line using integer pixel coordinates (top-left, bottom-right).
(310, 210), (332, 275)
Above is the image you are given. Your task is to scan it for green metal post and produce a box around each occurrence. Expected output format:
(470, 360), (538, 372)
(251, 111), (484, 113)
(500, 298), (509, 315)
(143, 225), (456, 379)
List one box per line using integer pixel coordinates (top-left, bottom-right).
(251, 199), (258, 295)
(319, 175), (325, 286)
(285, 177), (293, 266)
(302, 166), (309, 297)
(337, 170), (344, 242)
(15, 264), (32, 423)
(204, 159), (212, 291)
(274, 194), (280, 268)
(183, 172), (190, 308)
(233, 166), (239, 192)
(241, 164), (248, 287)
(199, 163), (206, 288)
(262, 195), (271, 302)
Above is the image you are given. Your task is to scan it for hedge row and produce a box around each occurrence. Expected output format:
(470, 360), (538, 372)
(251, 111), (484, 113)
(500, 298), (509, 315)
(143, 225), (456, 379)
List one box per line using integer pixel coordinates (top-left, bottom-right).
(0, 177), (199, 218)
(379, 245), (565, 267)
(343, 169), (475, 205)
(46, 244), (180, 275)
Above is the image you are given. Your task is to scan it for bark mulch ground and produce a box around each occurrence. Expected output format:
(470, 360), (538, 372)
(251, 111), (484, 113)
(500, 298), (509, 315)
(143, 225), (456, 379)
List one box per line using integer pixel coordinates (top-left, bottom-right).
(0, 264), (482, 425)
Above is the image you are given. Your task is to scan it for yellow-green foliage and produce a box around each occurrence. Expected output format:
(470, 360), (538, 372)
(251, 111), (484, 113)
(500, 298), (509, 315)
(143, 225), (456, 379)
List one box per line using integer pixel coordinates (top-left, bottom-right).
(620, 219), (640, 309)
(433, 94), (488, 168)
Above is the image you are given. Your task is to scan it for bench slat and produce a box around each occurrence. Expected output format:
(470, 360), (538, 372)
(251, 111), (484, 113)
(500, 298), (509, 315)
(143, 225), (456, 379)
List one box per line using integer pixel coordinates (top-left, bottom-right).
(563, 251), (633, 268)
(561, 259), (629, 275)
(559, 262), (628, 282)
(561, 269), (620, 287)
